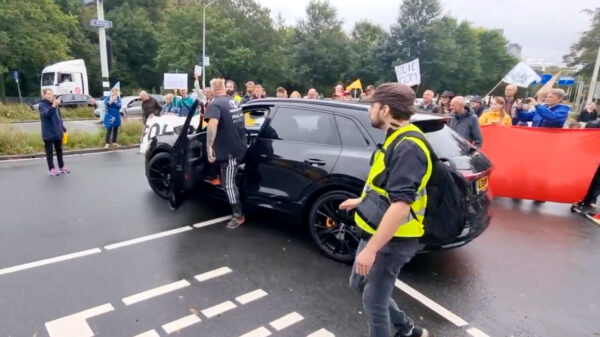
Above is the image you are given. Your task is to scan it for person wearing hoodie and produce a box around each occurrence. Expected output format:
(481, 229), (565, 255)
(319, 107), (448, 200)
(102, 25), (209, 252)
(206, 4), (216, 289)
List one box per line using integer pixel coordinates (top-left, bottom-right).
(39, 88), (69, 176)
(448, 96), (483, 148)
(103, 88), (122, 149)
(479, 96), (512, 126)
(516, 89), (570, 128)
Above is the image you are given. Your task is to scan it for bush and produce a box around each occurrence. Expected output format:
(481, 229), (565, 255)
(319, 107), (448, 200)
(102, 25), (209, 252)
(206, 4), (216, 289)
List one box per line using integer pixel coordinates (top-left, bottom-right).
(0, 120), (143, 155)
(0, 103), (94, 122)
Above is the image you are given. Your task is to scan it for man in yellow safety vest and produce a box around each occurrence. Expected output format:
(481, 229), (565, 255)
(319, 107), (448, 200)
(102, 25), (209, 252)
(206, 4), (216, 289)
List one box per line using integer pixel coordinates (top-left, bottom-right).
(340, 83), (432, 337)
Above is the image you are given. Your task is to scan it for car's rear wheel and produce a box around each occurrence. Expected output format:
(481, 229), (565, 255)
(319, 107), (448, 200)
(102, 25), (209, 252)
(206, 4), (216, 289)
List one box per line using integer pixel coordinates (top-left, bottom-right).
(146, 152), (172, 199)
(308, 190), (361, 264)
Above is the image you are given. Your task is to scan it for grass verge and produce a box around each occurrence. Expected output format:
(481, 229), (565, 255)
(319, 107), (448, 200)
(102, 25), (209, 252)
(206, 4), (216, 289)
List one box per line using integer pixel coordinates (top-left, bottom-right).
(0, 120), (142, 156)
(0, 103), (95, 122)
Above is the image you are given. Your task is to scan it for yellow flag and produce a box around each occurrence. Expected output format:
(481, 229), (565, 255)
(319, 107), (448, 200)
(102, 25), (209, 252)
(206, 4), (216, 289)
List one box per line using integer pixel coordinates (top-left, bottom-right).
(346, 79), (363, 91)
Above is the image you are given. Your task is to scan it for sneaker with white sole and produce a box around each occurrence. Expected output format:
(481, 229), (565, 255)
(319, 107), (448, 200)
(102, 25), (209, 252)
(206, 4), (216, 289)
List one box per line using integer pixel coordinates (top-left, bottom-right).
(226, 216), (245, 229)
(60, 166), (70, 174)
(49, 168), (61, 176)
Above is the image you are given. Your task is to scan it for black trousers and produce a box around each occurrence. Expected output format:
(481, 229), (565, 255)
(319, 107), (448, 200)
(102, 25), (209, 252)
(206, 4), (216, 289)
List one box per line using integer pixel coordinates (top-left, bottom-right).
(583, 166), (600, 205)
(44, 140), (64, 170)
(105, 126), (119, 144)
(219, 156), (243, 217)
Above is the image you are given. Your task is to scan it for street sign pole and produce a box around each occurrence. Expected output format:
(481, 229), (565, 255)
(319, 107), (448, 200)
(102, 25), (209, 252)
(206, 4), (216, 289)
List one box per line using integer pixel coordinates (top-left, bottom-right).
(13, 71), (22, 104)
(96, 0), (110, 96)
(587, 46), (600, 105)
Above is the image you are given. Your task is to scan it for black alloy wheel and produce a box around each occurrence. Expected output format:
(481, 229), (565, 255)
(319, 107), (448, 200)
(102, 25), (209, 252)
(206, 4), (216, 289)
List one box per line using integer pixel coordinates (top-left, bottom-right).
(146, 152), (172, 199)
(308, 190), (361, 264)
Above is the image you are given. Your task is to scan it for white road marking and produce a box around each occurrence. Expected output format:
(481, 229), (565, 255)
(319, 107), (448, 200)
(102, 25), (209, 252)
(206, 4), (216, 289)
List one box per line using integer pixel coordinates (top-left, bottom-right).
(194, 266), (233, 282)
(133, 330), (160, 337)
(467, 327), (492, 337)
(45, 303), (114, 337)
(123, 280), (191, 306)
(235, 289), (268, 305)
(239, 326), (272, 337)
(201, 300), (237, 318)
(269, 312), (304, 331)
(193, 215), (233, 228)
(104, 226), (193, 250)
(161, 314), (202, 334)
(395, 280), (469, 327)
(307, 328), (335, 337)
(0, 248), (101, 276)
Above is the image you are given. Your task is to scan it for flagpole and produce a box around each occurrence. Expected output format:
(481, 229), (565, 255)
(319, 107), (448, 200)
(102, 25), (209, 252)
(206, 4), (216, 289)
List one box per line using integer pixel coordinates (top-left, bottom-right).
(484, 80), (503, 98)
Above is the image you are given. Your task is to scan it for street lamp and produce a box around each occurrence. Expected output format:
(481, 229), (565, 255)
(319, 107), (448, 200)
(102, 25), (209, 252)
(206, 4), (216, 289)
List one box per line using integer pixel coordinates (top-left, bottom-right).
(203, 0), (218, 88)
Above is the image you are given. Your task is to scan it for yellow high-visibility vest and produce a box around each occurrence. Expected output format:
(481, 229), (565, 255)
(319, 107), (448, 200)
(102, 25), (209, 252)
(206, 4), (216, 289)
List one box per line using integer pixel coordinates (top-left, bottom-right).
(354, 124), (432, 237)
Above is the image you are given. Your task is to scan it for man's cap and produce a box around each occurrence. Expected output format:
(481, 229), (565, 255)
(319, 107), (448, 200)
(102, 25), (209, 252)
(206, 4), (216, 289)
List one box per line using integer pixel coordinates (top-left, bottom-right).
(441, 90), (455, 97)
(470, 95), (483, 103)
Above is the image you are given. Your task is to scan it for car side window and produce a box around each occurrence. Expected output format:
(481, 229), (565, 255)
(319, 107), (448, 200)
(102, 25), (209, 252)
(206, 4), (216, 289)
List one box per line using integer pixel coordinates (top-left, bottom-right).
(335, 115), (370, 148)
(265, 108), (340, 146)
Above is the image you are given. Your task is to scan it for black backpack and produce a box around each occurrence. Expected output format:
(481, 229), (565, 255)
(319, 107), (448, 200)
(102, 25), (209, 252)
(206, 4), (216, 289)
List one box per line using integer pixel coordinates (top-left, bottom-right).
(384, 130), (467, 244)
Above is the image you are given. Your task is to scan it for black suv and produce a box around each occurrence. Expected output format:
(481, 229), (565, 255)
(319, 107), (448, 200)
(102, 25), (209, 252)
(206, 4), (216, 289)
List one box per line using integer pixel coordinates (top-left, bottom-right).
(145, 99), (493, 263)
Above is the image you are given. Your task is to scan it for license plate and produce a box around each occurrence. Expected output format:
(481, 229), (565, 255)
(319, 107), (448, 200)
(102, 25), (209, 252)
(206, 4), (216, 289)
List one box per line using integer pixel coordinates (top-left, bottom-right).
(476, 176), (489, 193)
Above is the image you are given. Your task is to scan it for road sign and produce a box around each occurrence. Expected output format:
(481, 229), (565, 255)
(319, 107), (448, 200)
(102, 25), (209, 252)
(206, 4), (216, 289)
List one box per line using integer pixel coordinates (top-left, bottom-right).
(90, 19), (113, 28)
(11, 71), (18, 83)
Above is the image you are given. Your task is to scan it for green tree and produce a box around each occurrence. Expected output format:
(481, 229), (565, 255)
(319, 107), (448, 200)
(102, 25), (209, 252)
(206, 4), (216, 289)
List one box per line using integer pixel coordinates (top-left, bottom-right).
(564, 8), (600, 76)
(0, 0), (77, 101)
(446, 21), (482, 94)
(475, 29), (517, 94)
(347, 21), (388, 88)
(293, 0), (352, 95)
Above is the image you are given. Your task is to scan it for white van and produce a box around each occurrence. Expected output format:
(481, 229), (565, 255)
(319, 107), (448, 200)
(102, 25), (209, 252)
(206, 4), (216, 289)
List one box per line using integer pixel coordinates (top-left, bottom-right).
(40, 59), (89, 96)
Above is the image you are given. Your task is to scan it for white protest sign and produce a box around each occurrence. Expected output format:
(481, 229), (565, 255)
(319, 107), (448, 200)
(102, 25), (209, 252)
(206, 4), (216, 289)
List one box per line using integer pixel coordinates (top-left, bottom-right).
(194, 65), (203, 77)
(140, 114), (202, 154)
(394, 58), (421, 87)
(164, 73), (188, 90)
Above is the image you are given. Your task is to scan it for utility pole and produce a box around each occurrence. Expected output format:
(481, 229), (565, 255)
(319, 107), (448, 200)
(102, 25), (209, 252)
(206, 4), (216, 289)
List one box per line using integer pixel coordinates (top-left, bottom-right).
(97, 0), (110, 96)
(202, 0), (218, 89)
(587, 46), (600, 104)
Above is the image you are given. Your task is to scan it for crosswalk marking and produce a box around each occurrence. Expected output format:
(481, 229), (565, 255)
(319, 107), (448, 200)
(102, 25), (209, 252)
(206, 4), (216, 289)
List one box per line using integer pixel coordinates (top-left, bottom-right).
(235, 289), (268, 305)
(201, 300), (237, 318)
(307, 328), (335, 337)
(269, 312), (304, 331)
(194, 266), (233, 282)
(162, 314), (202, 334)
(45, 303), (115, 337)
(122, 280), (190, 306)
(239, 326), (272, 337)
(133, 330), (160, 337)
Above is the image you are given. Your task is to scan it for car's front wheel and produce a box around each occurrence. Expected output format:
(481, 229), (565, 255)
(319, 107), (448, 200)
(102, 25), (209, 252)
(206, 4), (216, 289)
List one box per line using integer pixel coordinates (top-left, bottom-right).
(146, 152), (172, 199)
(308, 190), (361, 264)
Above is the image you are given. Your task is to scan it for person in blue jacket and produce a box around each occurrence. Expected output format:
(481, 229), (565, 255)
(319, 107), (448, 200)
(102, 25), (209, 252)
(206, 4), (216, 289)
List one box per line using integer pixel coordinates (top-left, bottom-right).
(103, 88), (122, 149)
(39, 88), (69, 176)
(516, 89), (570, 128)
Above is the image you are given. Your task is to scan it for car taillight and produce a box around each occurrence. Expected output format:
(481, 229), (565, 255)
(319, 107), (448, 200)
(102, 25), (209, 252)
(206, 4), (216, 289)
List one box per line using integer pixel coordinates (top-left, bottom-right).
(460, 168), (492, 181)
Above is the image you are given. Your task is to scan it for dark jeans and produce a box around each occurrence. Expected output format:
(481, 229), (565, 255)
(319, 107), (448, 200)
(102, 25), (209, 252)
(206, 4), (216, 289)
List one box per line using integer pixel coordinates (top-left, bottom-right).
(583, 166), (600, 205)
(350, 237), (420, 337)
(219, 156), (243, 217)
(44, 140), (64, 170)
(105, 126), (119, 144)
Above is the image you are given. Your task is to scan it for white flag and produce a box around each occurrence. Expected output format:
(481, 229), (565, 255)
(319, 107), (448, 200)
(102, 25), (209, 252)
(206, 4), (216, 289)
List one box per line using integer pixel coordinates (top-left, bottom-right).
(502, 62), (541, 88)
(111, 81), (120, 91)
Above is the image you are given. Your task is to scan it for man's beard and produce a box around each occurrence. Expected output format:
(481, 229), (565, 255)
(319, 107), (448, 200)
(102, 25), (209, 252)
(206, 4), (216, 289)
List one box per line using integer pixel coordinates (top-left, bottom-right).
(371, 115), (384, 128)
(226, 90), (235, 96)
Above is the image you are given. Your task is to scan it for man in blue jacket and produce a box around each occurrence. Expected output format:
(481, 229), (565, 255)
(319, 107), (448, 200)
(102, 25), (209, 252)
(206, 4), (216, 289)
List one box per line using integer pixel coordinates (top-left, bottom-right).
(39, 89), (69, 176)
(516, 89), (570, 128)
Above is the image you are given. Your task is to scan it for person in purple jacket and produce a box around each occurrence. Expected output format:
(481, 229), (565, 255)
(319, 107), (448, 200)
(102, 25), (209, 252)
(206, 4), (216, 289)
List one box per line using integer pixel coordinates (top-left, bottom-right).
(516, 89), (570, 128)
(38, 88), (69, 176)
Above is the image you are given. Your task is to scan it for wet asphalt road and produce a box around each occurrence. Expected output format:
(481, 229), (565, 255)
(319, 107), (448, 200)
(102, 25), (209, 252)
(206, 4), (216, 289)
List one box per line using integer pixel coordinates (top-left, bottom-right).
(0, 150), (598, 337)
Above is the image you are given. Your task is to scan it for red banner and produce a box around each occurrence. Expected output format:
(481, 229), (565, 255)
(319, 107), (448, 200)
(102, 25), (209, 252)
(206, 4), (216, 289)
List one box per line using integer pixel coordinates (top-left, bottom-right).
(480, 125), (600, 203)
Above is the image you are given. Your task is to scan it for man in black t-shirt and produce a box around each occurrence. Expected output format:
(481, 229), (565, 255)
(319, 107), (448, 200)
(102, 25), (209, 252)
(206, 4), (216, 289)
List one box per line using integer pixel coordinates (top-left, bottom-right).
(205, 78), (248, 229)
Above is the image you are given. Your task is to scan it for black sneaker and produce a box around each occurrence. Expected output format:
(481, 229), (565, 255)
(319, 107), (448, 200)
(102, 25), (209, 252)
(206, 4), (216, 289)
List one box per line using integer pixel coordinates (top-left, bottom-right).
(395, 326), (429, 337)
(226, 216), (245, 229)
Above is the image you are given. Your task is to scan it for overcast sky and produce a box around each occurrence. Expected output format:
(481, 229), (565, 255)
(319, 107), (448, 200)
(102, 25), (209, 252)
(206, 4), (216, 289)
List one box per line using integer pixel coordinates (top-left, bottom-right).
(255, 0), (598, 65)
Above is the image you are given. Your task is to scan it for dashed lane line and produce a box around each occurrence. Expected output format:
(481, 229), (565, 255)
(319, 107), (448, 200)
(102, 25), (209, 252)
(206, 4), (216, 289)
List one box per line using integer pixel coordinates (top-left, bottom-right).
(193, 215), (233, 228)
(269, 312), (304, 331)
(133, 330), (160, 337)
(239, 326), (272, 337)
(162, 314), (202, 335)
(235, 289), (268, 305)
(201, 300), (237, 318)
(307, 328), (335, 337)
(195, 266), (233, 282)
(122, 279), (191, 306)
(467, 327), (492, 337)
(0, 248), (101, 277)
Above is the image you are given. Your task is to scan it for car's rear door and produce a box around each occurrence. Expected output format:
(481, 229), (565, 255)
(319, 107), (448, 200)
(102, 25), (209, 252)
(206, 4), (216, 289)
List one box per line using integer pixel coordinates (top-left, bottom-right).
(243, 106), (342, 203)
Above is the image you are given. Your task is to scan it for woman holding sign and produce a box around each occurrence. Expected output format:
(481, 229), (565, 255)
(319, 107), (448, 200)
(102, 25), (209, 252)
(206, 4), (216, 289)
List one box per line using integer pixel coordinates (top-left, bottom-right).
(104, 88), (122, 149)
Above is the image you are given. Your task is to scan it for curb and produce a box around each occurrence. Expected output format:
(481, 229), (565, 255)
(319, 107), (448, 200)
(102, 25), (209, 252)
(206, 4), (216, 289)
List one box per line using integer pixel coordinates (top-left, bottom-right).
(0, 145), (140, 161)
